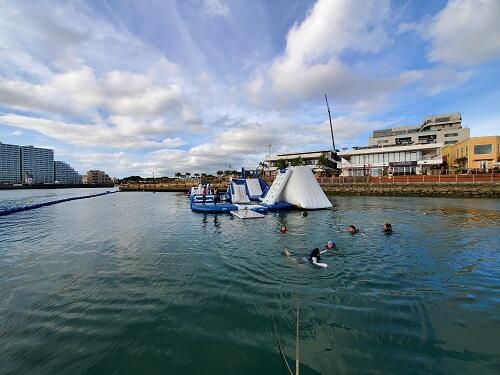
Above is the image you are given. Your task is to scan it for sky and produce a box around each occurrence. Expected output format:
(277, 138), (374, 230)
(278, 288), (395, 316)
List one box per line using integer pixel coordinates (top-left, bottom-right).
(0, 0), (499, 177)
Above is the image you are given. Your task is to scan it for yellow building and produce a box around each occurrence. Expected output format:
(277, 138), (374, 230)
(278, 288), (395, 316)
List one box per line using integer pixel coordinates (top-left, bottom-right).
(442, 136), (500, 171)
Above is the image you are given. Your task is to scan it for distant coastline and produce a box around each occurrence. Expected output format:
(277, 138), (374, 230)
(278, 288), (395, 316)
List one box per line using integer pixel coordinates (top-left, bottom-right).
(0, 183), (115, 190)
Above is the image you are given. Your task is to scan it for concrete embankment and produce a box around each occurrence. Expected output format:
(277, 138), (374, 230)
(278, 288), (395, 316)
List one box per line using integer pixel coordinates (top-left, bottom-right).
(321, 183), (500, 198)
(120, 180), (499, 198)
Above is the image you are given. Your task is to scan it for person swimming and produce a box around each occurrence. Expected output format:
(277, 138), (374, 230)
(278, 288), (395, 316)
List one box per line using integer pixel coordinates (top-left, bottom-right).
(280, 225), (288, 233)
(309, 248), (322, 263)
(383, 223), (392, 234)
(324, 240), (336, 250)
(348, 225), (359, 234)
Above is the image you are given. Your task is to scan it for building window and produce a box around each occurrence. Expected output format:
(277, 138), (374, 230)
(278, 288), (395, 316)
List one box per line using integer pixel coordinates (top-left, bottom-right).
(474, 144), (492, 154)
(445, 140), (457, 145)
(444, 133), (459, 137)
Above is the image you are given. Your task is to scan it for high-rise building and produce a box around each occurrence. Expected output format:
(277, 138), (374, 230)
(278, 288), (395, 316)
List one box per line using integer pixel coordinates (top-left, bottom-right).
(369, 113), (469, 147)
(0, 142), (21, 184)
(21, 145), (54, 184)
(54, 161), (82, 184)
(85, 170), (113, 185)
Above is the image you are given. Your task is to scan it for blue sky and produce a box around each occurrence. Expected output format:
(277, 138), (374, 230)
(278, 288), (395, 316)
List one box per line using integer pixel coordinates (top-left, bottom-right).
(0, 0), (499, 177)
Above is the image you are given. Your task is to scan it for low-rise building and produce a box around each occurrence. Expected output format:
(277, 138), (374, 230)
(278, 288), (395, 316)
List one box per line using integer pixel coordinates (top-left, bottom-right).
(369, 113), (469, 147)
(54, 161), (82, 184)
(262, 150), (339, 176)
(442, 136), (500, 171)
(338, 143), (443, 176)
(86, 170), (113, 185)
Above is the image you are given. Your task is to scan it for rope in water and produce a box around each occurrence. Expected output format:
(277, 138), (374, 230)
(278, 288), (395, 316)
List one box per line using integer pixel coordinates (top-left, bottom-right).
(0, 191), (116, 217)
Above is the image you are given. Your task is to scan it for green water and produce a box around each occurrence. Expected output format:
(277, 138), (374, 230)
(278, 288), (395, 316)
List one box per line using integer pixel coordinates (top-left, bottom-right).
(1, 189), (499, 374)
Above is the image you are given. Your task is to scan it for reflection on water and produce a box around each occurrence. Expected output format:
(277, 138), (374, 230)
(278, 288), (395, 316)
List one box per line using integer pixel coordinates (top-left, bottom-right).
(0, 190), (499, 374)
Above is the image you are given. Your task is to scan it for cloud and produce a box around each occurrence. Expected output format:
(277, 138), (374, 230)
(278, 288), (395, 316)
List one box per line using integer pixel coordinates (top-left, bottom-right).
(0, 65), (191, 118)
(0, 63), (204, 147)
(0, 114), (186, 149)
(422, 0), (500, 65)
(245, 0), (419, 110)
(202, 0), (230, 18)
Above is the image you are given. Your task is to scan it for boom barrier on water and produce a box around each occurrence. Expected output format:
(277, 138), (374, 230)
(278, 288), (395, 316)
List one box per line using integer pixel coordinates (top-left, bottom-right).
(0, 191), (116, 217)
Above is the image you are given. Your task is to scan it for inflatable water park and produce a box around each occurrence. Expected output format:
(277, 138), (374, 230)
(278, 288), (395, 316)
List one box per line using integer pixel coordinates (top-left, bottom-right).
(189, 166), (332, 216)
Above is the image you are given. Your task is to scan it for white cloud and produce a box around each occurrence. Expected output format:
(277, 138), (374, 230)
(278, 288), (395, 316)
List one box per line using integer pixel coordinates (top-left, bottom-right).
(202, 0), (230, 18)
(422, 0), (500, 65)
(0, 114), (186, 149)
(246, 0), (415, 110)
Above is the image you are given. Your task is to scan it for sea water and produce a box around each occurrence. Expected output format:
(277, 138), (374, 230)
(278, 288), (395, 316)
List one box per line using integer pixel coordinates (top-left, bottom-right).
(1, 189), (499, 374)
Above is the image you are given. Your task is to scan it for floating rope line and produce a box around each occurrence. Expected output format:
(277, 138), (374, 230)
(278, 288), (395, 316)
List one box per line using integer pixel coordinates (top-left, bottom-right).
(295, 296), (300, 375)
(272, 317), (293, 375)
(0, 191), (116, 217)
(272, 295), (302, 375)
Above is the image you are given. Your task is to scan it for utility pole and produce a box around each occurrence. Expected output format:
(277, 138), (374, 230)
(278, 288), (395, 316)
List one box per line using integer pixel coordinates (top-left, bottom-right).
(325, 95), (336, 151)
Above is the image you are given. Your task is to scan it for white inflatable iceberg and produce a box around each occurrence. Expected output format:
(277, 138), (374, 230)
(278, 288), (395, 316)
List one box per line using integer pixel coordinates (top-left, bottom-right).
(262, 166), (332, 209)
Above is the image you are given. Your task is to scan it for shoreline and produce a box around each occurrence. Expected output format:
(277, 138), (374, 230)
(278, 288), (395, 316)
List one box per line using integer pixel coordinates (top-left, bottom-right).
(119, 181), (500, 198)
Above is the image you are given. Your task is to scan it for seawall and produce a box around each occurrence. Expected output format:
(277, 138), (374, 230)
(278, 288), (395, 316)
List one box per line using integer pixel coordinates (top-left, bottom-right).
(321, 183), (500, 198)
(119, 179), (500, 198)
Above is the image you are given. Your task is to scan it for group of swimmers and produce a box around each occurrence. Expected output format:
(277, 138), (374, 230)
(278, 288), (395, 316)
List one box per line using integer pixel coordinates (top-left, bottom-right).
(282, 240), (335, 265)
(281, 223), (393, 235)
(280, 222), (393, 266)
(348, 223), (392, 234)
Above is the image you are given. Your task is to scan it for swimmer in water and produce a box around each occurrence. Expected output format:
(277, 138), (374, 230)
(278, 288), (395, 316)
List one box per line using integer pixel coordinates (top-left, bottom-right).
(383, 223), (392, 234)
(309, 248), (321, 263)
(348, 225), (359, 234)
(280, 225), (288, 233)
(324, 240), (336, 250)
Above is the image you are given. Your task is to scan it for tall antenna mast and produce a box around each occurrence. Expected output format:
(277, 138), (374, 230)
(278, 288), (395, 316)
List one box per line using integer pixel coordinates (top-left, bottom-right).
(325, 94), (336, 151)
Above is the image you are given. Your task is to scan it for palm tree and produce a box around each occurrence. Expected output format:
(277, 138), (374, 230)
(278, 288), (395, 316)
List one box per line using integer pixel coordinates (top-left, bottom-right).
(194, 173), (200, 179)
(185, 172), (191, 179)
(276, 159), (288, 169)
(175, 172), (182, 179)
(291, 156), (304, 167)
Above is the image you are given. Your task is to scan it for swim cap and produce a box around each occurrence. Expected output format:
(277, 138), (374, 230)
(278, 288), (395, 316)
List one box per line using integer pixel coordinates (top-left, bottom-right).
(328, 241), (333, 245)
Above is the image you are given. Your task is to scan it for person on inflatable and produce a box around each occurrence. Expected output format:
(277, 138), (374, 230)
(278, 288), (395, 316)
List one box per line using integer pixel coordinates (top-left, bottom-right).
(213, 187), (219, 205)
(202, 185), (208, 204)
(280, 225), (288, 233)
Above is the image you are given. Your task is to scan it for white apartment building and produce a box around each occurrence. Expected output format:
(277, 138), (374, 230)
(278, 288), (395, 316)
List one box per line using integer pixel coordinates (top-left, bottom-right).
(21, 145), (54, 184)
(0, 142), (21, 184)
